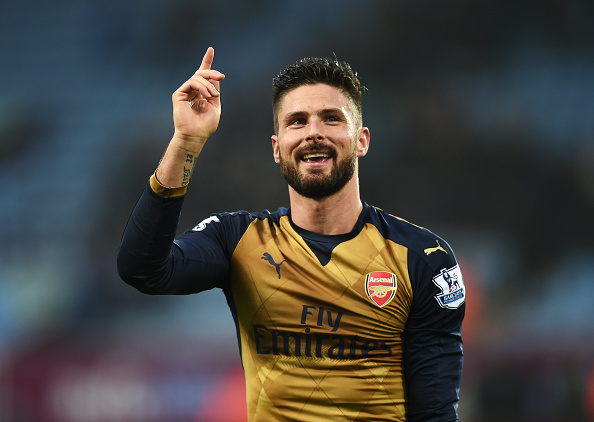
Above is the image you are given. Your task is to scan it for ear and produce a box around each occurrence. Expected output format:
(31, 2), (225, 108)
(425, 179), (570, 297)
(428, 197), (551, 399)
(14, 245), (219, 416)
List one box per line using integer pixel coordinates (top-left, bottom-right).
(271, 134), (280, 163)
(356, 127), (370, 157)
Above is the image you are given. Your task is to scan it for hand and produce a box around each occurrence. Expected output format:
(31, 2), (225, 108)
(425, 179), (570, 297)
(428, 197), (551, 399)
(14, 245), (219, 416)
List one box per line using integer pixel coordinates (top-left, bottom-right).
(172, 47), (225, 145)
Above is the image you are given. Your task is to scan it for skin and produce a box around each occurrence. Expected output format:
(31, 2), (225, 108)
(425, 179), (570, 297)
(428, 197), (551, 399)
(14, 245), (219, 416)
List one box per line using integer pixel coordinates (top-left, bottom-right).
(271, 84), (370, 234)
(157, 47), (370, 235)
(156, 47), (225, 187)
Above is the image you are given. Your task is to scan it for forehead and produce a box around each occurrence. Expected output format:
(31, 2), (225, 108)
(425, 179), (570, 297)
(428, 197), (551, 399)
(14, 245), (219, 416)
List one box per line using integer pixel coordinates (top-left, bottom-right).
(277, 83), (354, 118)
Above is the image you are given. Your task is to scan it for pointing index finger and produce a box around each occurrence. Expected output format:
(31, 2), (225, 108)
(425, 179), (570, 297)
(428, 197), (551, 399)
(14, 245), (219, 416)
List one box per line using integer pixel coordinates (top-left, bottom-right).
(199, 46), (215, 71)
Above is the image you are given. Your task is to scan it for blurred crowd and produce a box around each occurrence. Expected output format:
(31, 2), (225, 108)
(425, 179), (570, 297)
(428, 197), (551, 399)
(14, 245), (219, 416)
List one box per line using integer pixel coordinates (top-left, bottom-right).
(1, 0), (593, 420)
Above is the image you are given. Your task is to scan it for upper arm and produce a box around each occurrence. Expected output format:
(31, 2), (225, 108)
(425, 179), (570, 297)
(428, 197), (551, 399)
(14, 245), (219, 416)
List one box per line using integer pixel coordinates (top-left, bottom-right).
(403, 239), (465, 422)
(158, 212), (254, 294)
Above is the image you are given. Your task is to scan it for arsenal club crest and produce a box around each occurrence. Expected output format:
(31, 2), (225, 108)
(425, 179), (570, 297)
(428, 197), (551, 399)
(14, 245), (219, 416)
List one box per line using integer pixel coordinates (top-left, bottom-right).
(365, 272), (397, 307)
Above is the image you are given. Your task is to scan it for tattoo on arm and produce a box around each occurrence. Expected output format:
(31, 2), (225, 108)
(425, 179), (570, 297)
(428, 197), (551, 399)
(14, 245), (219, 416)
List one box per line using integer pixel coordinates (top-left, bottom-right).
(181, 154), (194, 186)
(182, 166), (191, 186)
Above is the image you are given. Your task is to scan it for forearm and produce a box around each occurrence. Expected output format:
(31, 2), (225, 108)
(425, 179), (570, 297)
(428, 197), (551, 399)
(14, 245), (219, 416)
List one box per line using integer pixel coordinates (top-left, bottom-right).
(155, 134), (206, 188)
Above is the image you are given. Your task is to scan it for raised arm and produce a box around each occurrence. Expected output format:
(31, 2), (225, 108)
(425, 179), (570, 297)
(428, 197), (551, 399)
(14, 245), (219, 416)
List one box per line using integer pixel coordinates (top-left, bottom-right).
(156, 47), (225, 188)
(117, 47), (227, 294)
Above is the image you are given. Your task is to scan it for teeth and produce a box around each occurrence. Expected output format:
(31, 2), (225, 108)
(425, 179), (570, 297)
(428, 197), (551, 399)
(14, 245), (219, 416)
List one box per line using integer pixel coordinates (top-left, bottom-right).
(302, 153), (330, 160)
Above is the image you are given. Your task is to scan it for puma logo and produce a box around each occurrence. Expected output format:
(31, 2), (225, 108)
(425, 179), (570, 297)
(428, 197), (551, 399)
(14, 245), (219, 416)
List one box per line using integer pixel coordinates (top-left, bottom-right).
(424, 240), (448, 256)
(261, 252), (286, 279)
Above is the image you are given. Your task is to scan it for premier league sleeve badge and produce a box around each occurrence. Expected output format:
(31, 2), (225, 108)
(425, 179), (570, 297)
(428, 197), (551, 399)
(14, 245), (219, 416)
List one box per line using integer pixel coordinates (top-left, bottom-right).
(432, 265), (465, 309)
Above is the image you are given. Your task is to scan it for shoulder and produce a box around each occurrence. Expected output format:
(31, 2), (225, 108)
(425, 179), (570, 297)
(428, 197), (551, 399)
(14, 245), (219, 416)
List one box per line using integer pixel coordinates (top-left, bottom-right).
(364, 204), (465, 311)
(175, 207), (289, 258)
(362, 204), (456, 271)
(190, 207), (289, 233)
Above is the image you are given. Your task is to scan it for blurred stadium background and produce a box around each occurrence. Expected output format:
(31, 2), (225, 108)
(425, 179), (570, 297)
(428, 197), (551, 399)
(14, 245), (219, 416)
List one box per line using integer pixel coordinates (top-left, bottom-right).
(1, 0), (594, 420)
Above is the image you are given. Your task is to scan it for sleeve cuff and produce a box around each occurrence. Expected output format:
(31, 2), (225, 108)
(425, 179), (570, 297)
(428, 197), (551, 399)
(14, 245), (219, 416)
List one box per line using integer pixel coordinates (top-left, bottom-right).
(149, 172), (188, 198)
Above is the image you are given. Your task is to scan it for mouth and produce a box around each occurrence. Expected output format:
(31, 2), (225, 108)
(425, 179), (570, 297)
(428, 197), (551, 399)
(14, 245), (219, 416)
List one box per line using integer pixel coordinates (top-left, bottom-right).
(301, 152), (332, 163)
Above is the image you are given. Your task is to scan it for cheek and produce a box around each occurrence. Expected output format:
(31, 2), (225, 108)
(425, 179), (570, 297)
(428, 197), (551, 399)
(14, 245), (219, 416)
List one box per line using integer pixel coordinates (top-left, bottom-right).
(274, 141), (293, 164)
(275, 135), (300, 158)
(278, 145), (294, 163)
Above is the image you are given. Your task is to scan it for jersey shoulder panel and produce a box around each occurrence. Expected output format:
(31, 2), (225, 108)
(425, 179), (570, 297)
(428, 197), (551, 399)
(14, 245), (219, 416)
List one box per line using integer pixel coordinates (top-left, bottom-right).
(177, 207), (289, 258)
(362, 204), (456, 271)
(362, 204), (464, 311)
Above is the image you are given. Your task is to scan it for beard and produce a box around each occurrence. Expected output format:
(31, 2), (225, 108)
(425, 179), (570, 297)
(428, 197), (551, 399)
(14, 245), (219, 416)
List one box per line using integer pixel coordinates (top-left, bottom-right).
(279, 144), (357, 200)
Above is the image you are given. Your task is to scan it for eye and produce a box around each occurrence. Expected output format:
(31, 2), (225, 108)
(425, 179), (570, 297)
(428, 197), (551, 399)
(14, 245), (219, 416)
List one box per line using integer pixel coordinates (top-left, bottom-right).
(325, 115), (342, 123)
(284, 113), (308, 128)
(288, 118), (306, 127)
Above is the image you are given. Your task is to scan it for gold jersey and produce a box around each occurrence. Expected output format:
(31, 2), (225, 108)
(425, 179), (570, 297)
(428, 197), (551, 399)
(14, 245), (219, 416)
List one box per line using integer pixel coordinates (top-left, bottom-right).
(231, 212), (410, 420)
(118, 184), (465, 421)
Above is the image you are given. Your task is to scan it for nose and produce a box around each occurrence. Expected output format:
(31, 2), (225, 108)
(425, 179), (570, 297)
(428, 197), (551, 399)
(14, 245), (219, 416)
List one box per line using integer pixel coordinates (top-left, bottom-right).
(306, 119), (324, 142)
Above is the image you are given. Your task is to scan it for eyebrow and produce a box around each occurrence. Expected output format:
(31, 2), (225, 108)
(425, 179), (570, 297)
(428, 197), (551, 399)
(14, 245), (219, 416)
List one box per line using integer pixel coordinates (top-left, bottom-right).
(282, 108), (346, 124)
(319, 108), (346, 116)
(283, 111), (307, 124)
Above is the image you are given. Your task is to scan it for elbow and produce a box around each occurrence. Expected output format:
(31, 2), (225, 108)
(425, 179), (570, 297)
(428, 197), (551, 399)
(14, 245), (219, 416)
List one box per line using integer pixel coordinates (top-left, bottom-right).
(116, 248), (135, 284)
(116, 249), (160, 295)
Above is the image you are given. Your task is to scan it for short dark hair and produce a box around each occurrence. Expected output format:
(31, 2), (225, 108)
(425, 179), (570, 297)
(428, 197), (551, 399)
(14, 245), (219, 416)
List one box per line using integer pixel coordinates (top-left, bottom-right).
(272, 57), (366, 132)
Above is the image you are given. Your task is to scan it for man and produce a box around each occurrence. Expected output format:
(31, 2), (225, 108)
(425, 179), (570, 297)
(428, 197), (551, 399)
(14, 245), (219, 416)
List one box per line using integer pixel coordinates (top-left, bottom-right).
(117, 47), (465, 421)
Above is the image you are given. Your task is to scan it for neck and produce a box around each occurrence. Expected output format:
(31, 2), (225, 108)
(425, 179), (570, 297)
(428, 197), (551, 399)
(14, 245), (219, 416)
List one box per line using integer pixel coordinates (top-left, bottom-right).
(288, 176), (363, 235)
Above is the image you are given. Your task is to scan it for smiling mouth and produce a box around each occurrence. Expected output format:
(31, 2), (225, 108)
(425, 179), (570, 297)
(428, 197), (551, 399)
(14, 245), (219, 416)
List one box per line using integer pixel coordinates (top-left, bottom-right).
(301, 152), (332, 163)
